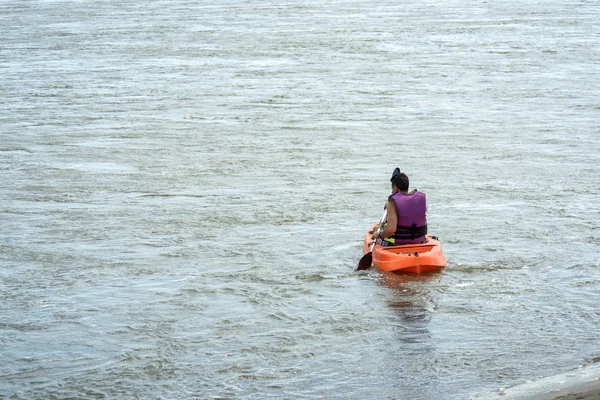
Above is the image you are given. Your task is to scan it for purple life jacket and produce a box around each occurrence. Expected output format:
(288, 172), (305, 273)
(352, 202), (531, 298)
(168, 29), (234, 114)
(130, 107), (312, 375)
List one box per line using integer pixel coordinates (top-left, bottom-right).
(390, 190), (428, 244)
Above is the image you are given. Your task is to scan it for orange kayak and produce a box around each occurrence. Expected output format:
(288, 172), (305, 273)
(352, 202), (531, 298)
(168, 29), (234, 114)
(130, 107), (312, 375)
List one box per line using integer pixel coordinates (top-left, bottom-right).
(362, 224), (447, 273)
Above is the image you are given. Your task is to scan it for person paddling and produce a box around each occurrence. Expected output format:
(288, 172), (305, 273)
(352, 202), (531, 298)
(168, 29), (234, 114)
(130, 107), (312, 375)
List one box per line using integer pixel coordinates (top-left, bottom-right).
(371, 168), (428, 246)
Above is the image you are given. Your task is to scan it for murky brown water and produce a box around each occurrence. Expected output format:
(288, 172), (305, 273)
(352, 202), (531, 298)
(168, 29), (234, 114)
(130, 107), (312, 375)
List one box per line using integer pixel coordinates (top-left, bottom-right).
(1, 0), (599, 398)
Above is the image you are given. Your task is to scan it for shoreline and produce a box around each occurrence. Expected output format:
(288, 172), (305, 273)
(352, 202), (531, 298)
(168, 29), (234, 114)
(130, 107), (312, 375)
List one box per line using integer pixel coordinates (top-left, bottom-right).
(476, 363), (600, 399)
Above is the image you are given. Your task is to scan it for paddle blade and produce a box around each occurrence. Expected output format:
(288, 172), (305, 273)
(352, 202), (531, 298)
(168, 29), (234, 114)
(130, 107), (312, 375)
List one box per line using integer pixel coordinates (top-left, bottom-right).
(356, 252), (373, 271)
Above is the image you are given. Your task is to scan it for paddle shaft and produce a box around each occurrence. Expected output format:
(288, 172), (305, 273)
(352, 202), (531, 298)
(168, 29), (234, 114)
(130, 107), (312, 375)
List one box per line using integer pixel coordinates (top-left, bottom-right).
(357, 208), (387, 270)
(370, 209), (388, 251)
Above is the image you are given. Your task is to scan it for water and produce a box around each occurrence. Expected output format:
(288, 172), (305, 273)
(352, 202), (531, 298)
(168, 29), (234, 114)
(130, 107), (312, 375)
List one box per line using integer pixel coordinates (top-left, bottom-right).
(1, 0), (599, 398)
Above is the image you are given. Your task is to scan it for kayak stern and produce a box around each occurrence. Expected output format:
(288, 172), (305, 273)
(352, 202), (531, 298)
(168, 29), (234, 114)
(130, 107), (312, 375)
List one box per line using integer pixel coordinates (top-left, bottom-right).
(362, 225), (447, 273)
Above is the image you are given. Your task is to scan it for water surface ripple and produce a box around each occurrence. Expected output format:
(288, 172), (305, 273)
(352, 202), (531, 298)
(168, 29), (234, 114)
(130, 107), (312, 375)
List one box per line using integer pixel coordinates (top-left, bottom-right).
(1, 0), (599, 399)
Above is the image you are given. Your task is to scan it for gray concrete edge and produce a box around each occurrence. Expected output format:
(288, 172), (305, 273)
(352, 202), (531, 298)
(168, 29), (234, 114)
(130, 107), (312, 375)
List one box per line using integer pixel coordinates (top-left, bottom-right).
(475, 363), (600, 400)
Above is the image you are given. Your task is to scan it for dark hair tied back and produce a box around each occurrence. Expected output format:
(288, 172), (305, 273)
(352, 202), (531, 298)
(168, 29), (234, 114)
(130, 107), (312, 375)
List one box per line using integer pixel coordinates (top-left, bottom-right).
(391, 170), (409, 192)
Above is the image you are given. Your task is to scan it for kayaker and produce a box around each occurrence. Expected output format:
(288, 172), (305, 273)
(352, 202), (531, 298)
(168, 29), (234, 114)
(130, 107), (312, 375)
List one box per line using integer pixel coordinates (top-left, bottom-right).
(370, 168), (428, 245)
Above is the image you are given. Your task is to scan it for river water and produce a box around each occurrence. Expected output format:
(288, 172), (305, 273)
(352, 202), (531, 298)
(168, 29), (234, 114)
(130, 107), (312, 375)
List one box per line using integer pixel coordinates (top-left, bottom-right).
(1, 1), (599, 399)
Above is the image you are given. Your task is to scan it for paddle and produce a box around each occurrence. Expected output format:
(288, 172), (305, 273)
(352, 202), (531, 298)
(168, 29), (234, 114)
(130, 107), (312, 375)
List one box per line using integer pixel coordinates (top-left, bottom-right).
(357, 209), (387, 270)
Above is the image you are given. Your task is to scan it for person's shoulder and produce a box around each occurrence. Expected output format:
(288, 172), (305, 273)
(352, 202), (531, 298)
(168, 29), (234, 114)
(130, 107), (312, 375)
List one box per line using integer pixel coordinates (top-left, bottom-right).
(411, 189), (427, 199)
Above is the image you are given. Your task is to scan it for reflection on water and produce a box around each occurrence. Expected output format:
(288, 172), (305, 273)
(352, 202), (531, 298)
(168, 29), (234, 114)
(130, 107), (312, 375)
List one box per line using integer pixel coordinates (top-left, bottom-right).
(375, 272), (446, 398)
(381, 272), (435, 346)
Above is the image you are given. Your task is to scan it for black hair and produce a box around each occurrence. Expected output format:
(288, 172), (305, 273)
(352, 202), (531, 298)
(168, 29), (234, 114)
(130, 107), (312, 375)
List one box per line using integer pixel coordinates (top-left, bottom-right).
(391, 172), (409, 192)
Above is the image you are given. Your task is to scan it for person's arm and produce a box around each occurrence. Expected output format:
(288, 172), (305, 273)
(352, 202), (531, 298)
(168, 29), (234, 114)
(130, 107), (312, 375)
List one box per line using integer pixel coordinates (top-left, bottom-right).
(373, 200), (397, 239)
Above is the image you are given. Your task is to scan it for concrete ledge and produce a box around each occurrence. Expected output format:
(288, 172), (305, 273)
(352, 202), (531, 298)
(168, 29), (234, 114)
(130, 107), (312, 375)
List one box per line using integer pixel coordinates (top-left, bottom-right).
(476, 363), (600, 400)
